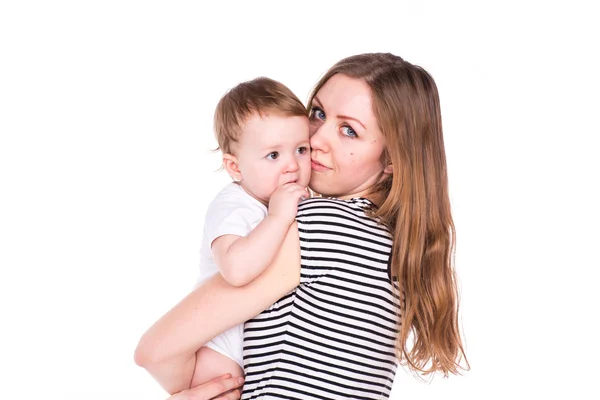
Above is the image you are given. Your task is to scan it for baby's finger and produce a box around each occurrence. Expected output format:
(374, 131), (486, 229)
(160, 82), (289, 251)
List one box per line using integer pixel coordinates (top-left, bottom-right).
(281, 182), (300, 189)
(294, 187), (310, 201)
(284, 182), (305, 190)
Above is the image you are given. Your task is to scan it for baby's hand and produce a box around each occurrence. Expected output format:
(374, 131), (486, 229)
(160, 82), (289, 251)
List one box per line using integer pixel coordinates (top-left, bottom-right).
(268, 183), (308, 224)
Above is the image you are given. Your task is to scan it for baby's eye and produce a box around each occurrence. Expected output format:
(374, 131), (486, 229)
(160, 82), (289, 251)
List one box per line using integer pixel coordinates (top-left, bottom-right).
(297, 146), (308, 155)
(266, 152), (279, 160)
(310, 106), (326, 121)
(341, 125), (358, 138)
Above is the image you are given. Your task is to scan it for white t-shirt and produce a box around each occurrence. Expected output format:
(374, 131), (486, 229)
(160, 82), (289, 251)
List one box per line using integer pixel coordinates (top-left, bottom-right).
(195, 182), (268, 367)
(196, 182), (268, 286)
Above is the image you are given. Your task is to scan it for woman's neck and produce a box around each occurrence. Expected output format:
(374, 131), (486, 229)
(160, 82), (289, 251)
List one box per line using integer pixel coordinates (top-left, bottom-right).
(310, 189), (381, 206)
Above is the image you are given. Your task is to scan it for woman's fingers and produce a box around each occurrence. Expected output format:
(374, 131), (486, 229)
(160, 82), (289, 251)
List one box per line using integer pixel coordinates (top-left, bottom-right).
(212, 388), (242, 400)
(167, 374), (243, 400)
(198, 374), (243, 399)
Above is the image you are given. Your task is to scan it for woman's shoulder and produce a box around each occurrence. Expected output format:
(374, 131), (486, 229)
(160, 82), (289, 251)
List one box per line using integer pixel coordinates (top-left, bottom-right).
(296, 196), (390, 235)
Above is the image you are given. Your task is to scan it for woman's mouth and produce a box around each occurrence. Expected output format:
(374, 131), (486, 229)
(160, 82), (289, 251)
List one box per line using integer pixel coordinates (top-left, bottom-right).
(311, 159), (331, 172)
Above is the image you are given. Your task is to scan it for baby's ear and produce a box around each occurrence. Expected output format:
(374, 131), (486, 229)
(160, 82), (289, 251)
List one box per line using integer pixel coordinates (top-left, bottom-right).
(223, 153), (242, 182)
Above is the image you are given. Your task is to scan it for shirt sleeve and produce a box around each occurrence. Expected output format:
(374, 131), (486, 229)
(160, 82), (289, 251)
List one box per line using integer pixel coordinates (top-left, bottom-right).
(204, 191), (266, 247)
(296, 199), (321, 285)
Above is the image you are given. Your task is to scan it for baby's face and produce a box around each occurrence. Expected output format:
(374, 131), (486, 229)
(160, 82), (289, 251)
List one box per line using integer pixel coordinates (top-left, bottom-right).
(233, 113), (311, 205)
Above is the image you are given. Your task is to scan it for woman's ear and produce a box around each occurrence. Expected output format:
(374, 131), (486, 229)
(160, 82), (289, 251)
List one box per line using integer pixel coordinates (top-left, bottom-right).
(223, 154), (242, 182)
(383, 164), (393, 174)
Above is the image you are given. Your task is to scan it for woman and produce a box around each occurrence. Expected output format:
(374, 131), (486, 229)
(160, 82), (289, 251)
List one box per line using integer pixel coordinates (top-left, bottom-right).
(135, 52), (468, 399)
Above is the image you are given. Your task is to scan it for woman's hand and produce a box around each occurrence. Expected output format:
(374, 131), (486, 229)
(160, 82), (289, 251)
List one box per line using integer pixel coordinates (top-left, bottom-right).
(167, 374), (244, 400)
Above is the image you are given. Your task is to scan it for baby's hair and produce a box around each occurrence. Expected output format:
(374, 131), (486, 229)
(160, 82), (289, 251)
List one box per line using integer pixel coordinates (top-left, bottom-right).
(214, 77), (307, 154)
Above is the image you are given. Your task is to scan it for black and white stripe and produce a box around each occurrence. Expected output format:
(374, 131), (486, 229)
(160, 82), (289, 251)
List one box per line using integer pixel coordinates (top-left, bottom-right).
(242, 197), (400, 399)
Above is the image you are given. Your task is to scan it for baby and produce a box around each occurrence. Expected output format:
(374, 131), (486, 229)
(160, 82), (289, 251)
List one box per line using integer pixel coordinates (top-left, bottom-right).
(191, 77), (311, 385)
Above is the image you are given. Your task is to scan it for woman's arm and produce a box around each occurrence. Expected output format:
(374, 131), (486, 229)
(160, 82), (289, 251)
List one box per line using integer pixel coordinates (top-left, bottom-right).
(134, 222), (300, 394)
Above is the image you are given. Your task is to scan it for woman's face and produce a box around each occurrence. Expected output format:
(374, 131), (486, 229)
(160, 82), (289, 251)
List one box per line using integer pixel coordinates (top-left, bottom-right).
(309, 74), (389, 199)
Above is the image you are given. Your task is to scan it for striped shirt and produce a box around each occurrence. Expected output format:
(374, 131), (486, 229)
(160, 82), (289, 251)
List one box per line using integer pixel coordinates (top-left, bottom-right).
(242, 197), (400, 399)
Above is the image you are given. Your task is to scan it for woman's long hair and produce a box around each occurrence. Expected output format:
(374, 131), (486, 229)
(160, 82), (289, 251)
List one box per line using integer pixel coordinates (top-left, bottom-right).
(307, 53), (469, 376)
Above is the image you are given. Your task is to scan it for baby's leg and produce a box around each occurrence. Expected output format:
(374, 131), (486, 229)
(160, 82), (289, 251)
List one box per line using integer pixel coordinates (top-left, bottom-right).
(190, 346), (244, 388)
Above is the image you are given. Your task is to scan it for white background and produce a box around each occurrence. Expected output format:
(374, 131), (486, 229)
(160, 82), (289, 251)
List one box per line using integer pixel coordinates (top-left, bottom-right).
(1, 1), (599, 398)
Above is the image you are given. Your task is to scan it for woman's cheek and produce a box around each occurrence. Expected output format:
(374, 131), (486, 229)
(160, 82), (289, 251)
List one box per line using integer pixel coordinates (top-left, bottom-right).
(349, 152), (358, 166)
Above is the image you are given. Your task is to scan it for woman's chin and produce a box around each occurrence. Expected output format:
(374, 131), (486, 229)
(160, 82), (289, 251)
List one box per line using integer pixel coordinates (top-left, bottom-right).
(307, 182), (329, 198)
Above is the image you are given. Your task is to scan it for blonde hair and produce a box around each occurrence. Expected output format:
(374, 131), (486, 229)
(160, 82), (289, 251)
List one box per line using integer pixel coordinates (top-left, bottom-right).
(214, 77), (307, 154)
(308, 53), (469, 376)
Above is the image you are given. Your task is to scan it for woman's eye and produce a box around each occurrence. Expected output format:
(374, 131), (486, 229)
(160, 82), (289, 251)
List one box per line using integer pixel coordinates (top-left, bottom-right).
(310, 106), (326, 121)
(297, 146), (308, 155)
(266, 152), (279, 160)
(341, 125), (358, 138)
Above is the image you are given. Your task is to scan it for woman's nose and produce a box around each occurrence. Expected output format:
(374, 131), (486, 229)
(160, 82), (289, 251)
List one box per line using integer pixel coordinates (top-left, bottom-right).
(309, 124), (329, 153)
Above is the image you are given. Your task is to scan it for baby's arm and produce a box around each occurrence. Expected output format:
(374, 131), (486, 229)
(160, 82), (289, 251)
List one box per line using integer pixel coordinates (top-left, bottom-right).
(212, 215), (292, 286)
(213, 183), (307, 287)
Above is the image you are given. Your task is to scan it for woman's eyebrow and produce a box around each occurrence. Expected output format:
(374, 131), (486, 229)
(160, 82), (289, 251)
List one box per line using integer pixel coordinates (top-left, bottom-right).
(339, 114), (366, 130)
(313, 96), (366, 130)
